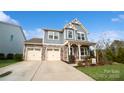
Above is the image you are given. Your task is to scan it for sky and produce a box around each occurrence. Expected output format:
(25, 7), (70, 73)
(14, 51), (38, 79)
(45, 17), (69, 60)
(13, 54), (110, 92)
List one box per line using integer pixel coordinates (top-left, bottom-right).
(0, 11), (124, 42)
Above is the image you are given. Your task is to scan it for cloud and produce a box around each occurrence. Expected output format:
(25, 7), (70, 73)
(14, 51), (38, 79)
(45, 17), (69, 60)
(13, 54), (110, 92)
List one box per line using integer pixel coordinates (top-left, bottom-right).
(88, 30), (124, 42)
(0, 11), (19, 25)
(24, 28), (43, 39)
(111, 18), (120, 22)
(111, 14), (124, 22)
(119, 14), (124, 19)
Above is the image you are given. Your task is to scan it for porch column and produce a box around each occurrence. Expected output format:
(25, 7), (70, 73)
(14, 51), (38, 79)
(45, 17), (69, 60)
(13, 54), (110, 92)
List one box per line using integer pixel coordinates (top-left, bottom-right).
(93, 45), (96, 57)
(67, 43), (71, 61)
(78, 45), (81, 60)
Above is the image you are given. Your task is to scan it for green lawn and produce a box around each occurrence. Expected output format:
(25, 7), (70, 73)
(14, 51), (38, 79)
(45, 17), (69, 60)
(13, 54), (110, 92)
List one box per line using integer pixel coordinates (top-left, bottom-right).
(0, 60), (19, 68)
(76, 63), (124, 81)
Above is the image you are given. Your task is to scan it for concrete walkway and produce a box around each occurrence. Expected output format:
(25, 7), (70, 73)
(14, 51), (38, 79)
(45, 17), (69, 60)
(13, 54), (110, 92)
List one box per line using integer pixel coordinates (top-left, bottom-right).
(0, 61), (94, 81)
(32, 61), (94, 81)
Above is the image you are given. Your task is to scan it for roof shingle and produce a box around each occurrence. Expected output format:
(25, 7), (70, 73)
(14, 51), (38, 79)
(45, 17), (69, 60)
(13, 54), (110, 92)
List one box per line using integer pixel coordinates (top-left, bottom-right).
(25, 38), (42, 44)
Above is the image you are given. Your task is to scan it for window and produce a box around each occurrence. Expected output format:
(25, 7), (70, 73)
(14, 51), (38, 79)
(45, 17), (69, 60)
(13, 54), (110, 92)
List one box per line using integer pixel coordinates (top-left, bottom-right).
(10, 35), (14, 41)
(77, 32), (85, 40)
(35, 48), (41, 51)
(54, 32), (59, 40)
(80, 47), (88, 56)
(54, 49), (59, 51)
(84, 48), (87, 55)
(81, 34), (85, 40)
(81, 48), (85, 55)
(77, 33), (80, 40)
(67, 30), (73, 39)
(28, 48), (33, 51)
(47, 49), (53, 51)
(48, 32), (53, 39)
(48, 32), (59, 40)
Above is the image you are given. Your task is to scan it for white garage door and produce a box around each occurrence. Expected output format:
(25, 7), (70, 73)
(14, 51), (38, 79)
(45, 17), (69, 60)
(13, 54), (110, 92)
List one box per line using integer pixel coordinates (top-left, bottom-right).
(27, 47), (42, 61)
(47, 48), (60, 61)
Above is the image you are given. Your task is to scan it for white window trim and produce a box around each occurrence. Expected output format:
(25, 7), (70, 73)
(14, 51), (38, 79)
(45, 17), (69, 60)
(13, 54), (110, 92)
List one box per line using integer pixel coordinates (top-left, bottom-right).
(54, 32), (59, 40)
(48, 31), (59, 40)
(47, 48), (60, 51)
(67, 30), (73, 39)
(77, 33), (80, 40)
(77, 32), (85, 40)
(48, 32), (53, 40)
(81, 47), (87, 56)
(74, 31), (76, 40)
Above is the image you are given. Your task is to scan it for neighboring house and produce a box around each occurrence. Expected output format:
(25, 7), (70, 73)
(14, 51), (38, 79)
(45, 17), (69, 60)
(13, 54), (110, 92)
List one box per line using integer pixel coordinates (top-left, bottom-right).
(111, 40), (124, 49)
(0, 21), (26, 56)
(24, 19), (96, 62)
(111, 40), (124, 53)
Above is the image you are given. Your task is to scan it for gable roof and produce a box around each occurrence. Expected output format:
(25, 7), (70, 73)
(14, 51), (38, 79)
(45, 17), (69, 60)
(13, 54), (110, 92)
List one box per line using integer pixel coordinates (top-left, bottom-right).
(42, 18), (88, 33)
(0, 21), (26, 40)
(0, 21), (20, 27)
(64, 18), (88, 33)
(25, 38), (42, 44)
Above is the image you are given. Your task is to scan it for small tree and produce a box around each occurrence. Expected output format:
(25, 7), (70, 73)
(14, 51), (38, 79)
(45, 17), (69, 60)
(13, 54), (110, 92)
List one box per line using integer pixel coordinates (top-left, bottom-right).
(95, 34), (116, 64)
(116, 47), (124, 64)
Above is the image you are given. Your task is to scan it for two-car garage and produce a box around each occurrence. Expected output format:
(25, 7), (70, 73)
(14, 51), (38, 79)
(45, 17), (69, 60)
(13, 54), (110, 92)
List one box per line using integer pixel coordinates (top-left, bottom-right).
(24, 38), (61, 61)
(26, 47), (60, 61)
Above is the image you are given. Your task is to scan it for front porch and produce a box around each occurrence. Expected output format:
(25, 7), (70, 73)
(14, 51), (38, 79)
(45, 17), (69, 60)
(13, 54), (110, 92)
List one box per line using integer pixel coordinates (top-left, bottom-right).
(62, 40), (96, 63)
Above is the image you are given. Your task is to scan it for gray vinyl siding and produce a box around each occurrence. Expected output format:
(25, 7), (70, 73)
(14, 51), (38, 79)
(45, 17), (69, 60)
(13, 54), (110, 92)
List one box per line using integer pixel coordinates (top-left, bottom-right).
(0, 22), (26, 55)
(44, 31), (64, 44)
(44, 23), (88, 44)
(64, 29), (87, 41)
(75, 25), (88, 40)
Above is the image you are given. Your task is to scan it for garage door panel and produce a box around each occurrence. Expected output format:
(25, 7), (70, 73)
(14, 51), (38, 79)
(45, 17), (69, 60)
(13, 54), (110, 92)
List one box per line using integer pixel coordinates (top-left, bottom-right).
(27, 47), (42, 61)
(47, 48), (60, 61)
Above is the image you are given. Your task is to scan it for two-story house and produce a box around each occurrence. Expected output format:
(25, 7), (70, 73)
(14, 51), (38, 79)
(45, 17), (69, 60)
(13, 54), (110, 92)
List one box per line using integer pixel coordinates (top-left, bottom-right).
(0, 21), (26, 56)
(24, 19), (96, 62)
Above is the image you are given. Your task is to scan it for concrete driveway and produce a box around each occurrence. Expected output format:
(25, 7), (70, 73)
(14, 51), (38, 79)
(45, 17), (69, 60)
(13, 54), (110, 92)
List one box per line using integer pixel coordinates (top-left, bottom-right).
(0, 61), (94, 81)
(32, 61), (94, 81)
(0, 61), (41, 81)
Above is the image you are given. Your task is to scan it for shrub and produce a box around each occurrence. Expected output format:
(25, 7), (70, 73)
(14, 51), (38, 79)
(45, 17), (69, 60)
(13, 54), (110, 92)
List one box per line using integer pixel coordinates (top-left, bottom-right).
(68, 55), (75, 64)
(105, 48), (115, 62)
(6, 53), (14, 59)
(14, 54), (23, 61)
(78, 61), (83, 66)
(0, 53), (5, 60)
(78, 61), (86, 67)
